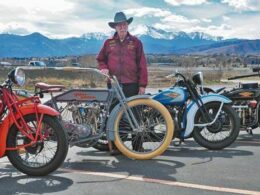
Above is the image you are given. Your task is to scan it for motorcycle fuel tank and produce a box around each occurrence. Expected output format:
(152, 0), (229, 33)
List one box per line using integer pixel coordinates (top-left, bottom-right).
(223, 88), (260, 100)
(152, 87), (188, 106)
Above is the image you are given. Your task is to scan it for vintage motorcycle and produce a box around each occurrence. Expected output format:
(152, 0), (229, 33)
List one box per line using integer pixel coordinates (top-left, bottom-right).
(152, 71), (240, 150)
(0, 67), (68, 176)
(45, 69), (239, 151)
(34, 68), (174, 160)
(204, 73), (260, 134)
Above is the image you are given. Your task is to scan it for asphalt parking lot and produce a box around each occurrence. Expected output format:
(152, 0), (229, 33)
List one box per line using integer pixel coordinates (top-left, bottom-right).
(1, 130), (260, 195)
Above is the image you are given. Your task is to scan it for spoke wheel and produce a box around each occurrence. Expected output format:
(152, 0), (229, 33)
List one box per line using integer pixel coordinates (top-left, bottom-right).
(7, 114), (68, 176)
(114, 99), (174, 160)
(193, 103), (240, 150)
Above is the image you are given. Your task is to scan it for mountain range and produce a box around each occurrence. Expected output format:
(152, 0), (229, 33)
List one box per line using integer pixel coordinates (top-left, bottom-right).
(0, 25), (259, 57)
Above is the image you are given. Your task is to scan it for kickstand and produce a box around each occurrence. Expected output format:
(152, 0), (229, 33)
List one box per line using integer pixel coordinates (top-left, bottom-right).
(246, 128), (253, 135)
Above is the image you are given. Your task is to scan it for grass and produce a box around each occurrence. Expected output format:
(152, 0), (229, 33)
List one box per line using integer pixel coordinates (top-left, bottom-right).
(0, 66), (254, 92)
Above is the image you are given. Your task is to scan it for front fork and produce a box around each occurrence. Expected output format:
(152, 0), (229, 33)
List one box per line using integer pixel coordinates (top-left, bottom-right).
(187, 81), (223, 126)
(194, 102), (224, 127)
(112, 77), (140, 131)
(6, 102), (46, 151)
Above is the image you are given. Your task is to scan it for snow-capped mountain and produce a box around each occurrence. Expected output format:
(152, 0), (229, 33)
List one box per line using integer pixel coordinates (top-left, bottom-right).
(188, 32), (223, 41)
(130, 25), (223, 41)
(0, 26), (258, 57)
(130, 25), (178, 40)
(81, 32), (108, 40)
(79, 25), (223, 41)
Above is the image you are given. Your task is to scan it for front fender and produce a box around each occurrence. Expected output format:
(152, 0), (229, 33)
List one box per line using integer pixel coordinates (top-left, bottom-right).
(0, 103), (59, 157)
(106, 95), (150, 141)
(182, 94), (232, 138)
(20, 103), (60, 116)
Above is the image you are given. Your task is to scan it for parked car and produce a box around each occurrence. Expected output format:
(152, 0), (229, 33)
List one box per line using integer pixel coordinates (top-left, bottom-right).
(0, 61), (13, 67)
(28, 61), (46, 67)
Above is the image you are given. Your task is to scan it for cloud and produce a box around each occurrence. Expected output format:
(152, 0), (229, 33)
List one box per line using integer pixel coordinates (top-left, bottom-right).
(202, 18), (212, 23)
(221, 0), (260, 11)
(164, 0), (208, 6)
(169, 2), (231, 23)
(125, 7), (205, 33)
(174, 12), (260, 40)
(0, 0), (74, 14)
(0, 0), (76, 37)
(124, 7), (171, 17)
(0, 0), (260, 39)
(222, 16), (230, 21)
(1, 23), (31, 35)
(220, 13), (260, 39)
(153, 14), (201, 32)
(162, 14), (200, 24)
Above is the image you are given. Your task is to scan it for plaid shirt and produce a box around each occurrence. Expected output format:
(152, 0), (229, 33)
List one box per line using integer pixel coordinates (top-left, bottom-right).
(96, 32), (148, 87)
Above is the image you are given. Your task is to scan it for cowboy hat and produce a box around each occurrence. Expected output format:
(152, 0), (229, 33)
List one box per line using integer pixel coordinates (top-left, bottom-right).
(108, 12), (133, 29)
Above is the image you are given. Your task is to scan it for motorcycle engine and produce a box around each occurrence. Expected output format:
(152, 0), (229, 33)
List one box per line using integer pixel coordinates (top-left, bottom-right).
(232, 100), (258, 129)
(62, 121), (92, 142)
(62, 102), (105, 143)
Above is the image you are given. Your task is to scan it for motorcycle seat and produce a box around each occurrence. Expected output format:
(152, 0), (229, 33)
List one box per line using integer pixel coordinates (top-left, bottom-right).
(35, 82), (65, 93)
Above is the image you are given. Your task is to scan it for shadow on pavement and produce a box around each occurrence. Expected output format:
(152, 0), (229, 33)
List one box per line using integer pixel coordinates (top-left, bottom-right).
(56, 132), (257, 184)
(0, 164), (73, 194)
(61, 137), (253, 183)
(236, 131), (260, 144)
(62, 150), (185, 182)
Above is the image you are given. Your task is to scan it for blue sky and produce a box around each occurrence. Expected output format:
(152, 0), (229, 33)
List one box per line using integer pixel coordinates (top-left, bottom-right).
(0, 0), (259, 39)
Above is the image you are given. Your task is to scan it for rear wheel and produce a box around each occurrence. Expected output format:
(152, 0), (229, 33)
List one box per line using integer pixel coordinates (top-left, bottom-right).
(193, 103), (240, 150)
(7, 114), (68, 176)
(114, 99), (174, 160)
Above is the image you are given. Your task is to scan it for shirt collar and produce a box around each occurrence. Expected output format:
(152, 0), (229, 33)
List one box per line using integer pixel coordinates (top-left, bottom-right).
(113, 32), (132, 41)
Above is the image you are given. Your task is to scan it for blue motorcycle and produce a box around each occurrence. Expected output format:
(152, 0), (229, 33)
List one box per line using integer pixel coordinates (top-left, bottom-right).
(152, 72), (240, 150)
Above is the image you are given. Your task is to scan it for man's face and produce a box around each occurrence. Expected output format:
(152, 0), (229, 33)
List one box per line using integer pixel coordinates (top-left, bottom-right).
(115, 22), (128, 39)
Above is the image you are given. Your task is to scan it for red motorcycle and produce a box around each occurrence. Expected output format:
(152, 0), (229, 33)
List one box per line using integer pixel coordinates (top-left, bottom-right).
(0, 68), (68, 176)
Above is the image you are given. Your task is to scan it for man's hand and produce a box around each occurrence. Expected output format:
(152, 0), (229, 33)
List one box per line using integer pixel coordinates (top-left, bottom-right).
(100, 69), (109, 75)
(138, 87), (146, 95)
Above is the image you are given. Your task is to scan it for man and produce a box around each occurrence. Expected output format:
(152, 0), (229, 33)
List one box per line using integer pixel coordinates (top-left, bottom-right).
(96, 11), (148, 154)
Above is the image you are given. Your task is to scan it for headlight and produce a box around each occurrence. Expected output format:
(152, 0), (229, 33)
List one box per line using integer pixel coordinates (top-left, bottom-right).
(9, 67), (25, 86)
(15, 68), (25, 86)
(192, 72), (203, 85)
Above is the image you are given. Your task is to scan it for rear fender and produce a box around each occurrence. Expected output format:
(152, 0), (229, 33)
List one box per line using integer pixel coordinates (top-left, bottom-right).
(0, 103), (59, 157)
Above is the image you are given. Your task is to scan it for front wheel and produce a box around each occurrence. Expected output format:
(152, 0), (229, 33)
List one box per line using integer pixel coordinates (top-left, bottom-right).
(7, 114), (68, 176)
(193, 103), (240, 150)
(113, 98), (174, 160)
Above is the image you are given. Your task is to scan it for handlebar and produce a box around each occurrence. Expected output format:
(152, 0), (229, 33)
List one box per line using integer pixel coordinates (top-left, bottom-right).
(52, 67), (115, 80)
(228, 73), (260, 80)
(175, 72), (186, 81)
(1, 78), (12, 88)
(165, 72), (187, 82)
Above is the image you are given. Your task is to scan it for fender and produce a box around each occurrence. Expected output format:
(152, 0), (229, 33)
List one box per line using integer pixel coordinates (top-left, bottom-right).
(106, 95), (150, 140)
(182, 94), (232, 138)
(0, 103), (59, 157)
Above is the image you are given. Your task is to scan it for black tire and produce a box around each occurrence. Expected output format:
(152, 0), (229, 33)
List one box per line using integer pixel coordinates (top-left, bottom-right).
(7, 114), (68, 176)
(193, 103), (240, 150)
